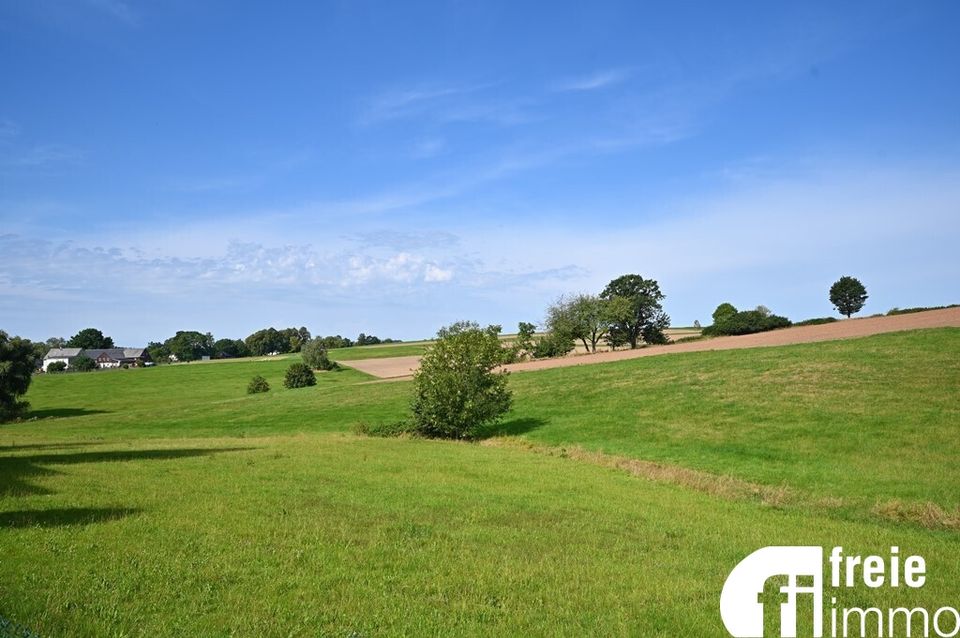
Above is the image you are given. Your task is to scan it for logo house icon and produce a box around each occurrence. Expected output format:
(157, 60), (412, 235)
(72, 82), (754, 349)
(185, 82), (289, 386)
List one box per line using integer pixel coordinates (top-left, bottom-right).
(721, 546), (824, 638)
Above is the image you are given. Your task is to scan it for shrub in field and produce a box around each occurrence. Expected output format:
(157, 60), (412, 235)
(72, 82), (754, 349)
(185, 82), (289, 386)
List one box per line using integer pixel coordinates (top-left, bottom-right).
(829, 276), (868, 318)
(46, 361), (68, 373)
(411, 322), (512, 439)
(72, 355), (97, 372)
(532, 332), (575, 359)
(352, 420), (413, 437)
(283, 363), (316, 389)
(301, 338), (338, 371)
(887, 304), (959, 316)
(794, 317), (839, 327)
(705, 309), (791, 336)
(247, 375), (270, 394)
(511, 322), (537, 360)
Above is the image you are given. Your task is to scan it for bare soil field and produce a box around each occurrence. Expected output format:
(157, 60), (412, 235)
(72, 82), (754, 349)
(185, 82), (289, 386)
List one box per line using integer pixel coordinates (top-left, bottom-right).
(345, 307), (960, 379)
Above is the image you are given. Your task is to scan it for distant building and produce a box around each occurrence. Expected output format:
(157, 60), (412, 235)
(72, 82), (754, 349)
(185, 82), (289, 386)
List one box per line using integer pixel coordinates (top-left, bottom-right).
(42, 348), (83, 371)
(43, 347), (151, 371)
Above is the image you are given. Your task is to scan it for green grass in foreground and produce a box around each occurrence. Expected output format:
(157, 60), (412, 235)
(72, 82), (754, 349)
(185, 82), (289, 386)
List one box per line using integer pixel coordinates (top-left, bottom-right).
(1, 328), (958, 635)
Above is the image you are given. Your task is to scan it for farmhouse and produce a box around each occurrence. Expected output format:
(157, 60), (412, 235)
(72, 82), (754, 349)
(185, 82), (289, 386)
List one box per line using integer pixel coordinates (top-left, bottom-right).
(43, 347), (151, 371)
(42, 347), (83, 371)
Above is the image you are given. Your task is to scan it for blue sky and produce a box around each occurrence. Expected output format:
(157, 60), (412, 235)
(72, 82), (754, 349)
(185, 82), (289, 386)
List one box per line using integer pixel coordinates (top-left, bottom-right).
(1, 1), (959, 344)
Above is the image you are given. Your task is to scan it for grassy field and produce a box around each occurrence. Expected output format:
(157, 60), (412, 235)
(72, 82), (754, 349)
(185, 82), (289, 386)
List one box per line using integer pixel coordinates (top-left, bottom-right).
(328, 342), (430, 361)
(1, 328), (958, 636)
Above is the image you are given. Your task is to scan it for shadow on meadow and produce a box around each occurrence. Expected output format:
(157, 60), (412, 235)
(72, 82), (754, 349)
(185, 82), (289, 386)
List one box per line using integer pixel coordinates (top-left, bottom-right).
(0, 507), (140, 529)
(0, 447), (252, 498)
(27, 408), (111, 420)
(475, 416), (548, 439)
(0, 442), (102, 453)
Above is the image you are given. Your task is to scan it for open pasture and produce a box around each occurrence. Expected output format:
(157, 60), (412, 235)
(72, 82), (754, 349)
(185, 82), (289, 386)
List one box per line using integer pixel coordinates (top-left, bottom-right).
(1, 327), (958, 636)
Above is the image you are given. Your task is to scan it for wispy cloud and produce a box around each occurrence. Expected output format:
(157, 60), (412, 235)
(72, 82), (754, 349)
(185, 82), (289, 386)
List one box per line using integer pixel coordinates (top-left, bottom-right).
(172, 175), (264, 194)
(2, 144), (84, 168)
(84, 0), (139, 26)
(410, 137), (447, 159)
(343, 230), (461, 251)
(361, 84), (488, 123)
(0, 119), (20, 140)
(360, 82), (535, 126)
(553, 68), (630, 92)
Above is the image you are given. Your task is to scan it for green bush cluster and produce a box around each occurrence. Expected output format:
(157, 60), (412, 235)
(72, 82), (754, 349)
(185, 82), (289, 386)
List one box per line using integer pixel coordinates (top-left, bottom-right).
(72, 355), (97, 372)
(352, 420), (413, 437)
(411, 322), (512, 439)
(246, 375), (270, 394)
(887, 304), (959, 316)
(794, 317), (839, 327)
(300, 338), (339, 371)
(46, 361), (68, 373)
(532, 332), (576, 359)
(283, 363), (316, 389)
(703, 304), (791, 336)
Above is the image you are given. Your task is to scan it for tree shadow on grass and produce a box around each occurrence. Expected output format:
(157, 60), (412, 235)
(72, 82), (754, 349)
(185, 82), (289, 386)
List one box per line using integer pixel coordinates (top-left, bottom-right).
(27, 408), (110, 420)
(0, 447), (252, 498)
(0, 442), (101, 453)
(0, 507), (139, 529)
(474, 417), (549, 439)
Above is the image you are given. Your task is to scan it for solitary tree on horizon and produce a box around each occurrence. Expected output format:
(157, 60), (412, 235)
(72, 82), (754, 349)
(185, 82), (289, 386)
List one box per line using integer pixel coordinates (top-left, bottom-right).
(829, 276), (868, 318)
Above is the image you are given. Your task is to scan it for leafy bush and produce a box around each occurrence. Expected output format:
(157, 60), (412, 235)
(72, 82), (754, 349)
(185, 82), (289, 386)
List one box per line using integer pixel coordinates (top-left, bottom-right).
(532, 332), (576, 359)
(704, 310), (791, 336)
(0, 331), (35, 422)
(46, 361), (68, 373)
(247, 375), (270, 394)
(283, 363), (316, 389)
(511, 322), (537, 361)
(352, 420), (413, 437)
(301, 338), (339, 371)
(73, 355), (97, 372)
(794, 317), (839, 327)
(411, 322), (512, 439)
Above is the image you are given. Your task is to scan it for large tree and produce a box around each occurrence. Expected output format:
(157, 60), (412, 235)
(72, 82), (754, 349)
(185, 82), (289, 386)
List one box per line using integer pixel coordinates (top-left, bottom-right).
(600, 274), (670, 348)
(829, 276), (868, 318)
(0, 331), (36, 421)
(164, 331), (215, 362)
(712, 302), (738, 325)
(146, 341), (170, 363)
(545, 294), (612, 353)
(66, 328), (114, 349)
(245, 328), (288, 356)
(213, 338), (249, 359)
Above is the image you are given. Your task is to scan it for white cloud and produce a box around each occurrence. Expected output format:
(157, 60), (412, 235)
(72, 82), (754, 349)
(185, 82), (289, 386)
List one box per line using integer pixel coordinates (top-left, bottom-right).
(424, 264), (453, 282)
(0, 119), (20, 140)
(2, 144), (84, 168)
(553, 68), (630, 92)
(85, 0), (139, 25)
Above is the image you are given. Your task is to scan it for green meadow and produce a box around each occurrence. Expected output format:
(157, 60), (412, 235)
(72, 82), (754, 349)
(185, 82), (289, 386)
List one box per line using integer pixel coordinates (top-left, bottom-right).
(2, 328), (959, 636)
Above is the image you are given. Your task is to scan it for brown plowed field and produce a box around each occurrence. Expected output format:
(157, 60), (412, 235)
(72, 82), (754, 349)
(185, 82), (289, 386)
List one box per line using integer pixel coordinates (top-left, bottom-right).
(346, 307), (960, 379)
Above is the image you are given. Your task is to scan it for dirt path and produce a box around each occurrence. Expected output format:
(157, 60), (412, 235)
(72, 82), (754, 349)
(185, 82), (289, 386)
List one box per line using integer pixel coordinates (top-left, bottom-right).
(345, 307), (960, 379)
